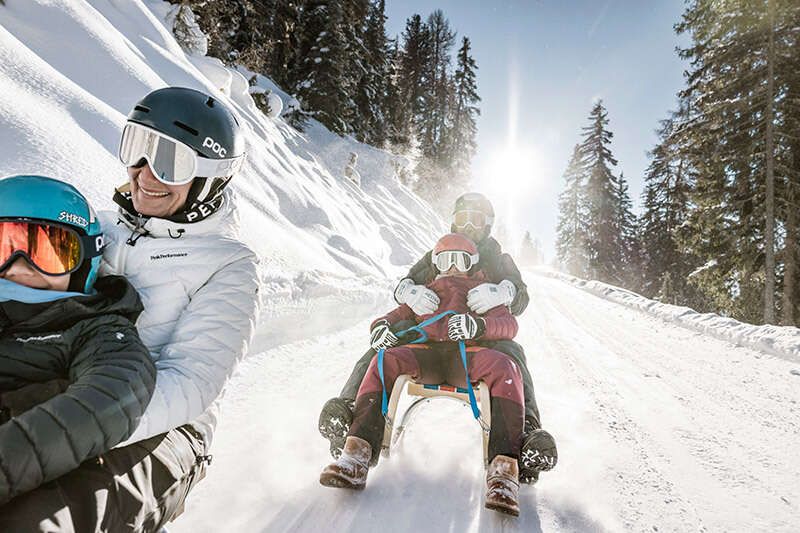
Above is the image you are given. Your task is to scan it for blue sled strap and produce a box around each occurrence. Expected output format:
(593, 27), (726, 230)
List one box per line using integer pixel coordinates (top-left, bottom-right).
(396, 310), (457, 345)
(378, 347), (389, 416)
(459, 339), (482, 420)
(378, 310), (456, 417)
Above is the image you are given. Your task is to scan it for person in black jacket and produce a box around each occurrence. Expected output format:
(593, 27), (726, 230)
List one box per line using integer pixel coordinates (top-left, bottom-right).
(0, 175), (156, 523)
(319, 192), (557, 483)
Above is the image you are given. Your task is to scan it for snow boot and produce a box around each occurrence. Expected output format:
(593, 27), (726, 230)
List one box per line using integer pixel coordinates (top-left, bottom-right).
(318, 397), (354, 459)
(319, 436), (372, 490)
(485, 455), (520, 517)
(519, 428), (557, 483)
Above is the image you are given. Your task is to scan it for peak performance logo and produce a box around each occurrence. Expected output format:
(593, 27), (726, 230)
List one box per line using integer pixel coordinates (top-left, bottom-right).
(150, 252), (188, 261)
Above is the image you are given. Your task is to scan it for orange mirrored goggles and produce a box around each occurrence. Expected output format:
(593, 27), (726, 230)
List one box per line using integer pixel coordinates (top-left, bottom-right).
(0, 220), (102, 276)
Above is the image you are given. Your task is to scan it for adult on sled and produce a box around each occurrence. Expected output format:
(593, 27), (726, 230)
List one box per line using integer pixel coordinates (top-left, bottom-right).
(320, 233), (525, 516)
(0, 176), (155, 506)
(320, 192), (556, 482)
(1, 88), (260, 531)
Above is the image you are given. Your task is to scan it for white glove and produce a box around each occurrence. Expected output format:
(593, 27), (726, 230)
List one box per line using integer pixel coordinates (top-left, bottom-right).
(447, 314), (484, 340)
(370, 320), (399, 351)
(466, 280), (517, 314)
(394, 278), (440, 315)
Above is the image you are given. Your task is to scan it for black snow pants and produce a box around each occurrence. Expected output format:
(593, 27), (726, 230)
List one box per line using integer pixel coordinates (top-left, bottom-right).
(0, 425), (208, 533)
(339, 320), (542, 430)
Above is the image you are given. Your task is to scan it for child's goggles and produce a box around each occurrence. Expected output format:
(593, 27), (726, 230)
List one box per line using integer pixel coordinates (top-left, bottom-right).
(432, 250), (480, 272)
(0, 220), (103, 276)
(452, 209), (487, 230)
(118, 123), (244, 186)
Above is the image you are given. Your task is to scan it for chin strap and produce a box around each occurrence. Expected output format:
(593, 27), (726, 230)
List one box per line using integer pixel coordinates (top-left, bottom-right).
(113, 180), (228, 225)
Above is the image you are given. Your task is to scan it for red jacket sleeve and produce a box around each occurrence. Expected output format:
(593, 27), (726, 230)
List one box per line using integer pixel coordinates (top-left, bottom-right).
(480, 305), (518, 340)
(371, 304), (415, 330)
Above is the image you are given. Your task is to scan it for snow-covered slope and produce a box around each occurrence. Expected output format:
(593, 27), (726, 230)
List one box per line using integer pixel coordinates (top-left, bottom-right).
(172, 271), (800, 533)
(539, 269), (800, 363)
(0, 0), (443, 311)
(4, 2), (799, 532)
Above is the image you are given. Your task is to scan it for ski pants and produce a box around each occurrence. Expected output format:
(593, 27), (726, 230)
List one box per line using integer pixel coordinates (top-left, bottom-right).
(349, 344), (525, 462)
(0, 425), (208, 533)
(339, 321), (541, 430)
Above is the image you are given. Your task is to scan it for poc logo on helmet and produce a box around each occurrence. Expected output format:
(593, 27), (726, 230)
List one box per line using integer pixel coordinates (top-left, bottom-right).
(203, 136), (227, 157)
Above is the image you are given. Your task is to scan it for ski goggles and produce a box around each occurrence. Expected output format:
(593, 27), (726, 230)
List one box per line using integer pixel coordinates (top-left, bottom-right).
(118, 123), (244, 186)
(452, 210), (487, 230)
(431, 250), (480, 273)
(0, 220), (103, 276)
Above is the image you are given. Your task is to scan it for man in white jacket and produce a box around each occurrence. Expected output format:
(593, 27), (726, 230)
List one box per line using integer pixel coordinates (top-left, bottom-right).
(2, 87), (260, 532)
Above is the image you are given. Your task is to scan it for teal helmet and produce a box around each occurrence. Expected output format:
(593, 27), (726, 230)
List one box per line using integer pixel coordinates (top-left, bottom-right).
(0, 175), (104, 293)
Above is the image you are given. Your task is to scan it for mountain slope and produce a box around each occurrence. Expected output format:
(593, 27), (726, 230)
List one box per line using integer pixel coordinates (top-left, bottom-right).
(0, 0), (443, 297)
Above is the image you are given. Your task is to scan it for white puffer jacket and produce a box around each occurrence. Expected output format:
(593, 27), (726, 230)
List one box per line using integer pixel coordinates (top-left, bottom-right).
(99, 193), (260, 451)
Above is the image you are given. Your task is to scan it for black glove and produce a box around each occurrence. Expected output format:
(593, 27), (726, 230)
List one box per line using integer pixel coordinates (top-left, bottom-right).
(447, 314), (486, 340)
(370, 320), (399, 350)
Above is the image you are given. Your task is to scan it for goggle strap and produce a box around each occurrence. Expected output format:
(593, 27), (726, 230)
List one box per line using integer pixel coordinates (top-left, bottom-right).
(80, 233), (105, 258)
(194, 153), (244, 178)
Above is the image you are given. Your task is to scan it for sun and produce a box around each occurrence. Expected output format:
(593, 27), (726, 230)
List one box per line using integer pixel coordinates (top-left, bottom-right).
(481, 144), (539, 201)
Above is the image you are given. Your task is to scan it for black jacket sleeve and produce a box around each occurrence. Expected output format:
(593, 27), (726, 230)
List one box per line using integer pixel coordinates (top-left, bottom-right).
(406, 250), (435, 285)
(0, 315), (156, 504)
(498, 253), (530, 316)
(478, 238), (529, 316)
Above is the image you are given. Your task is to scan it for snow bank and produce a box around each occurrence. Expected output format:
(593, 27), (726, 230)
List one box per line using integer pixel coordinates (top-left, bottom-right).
(535, 269), (800, 362)
(0, 0), (444, 315)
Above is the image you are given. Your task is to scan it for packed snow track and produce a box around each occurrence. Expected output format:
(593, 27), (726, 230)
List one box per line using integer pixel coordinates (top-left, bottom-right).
(172, 272), (800, 532)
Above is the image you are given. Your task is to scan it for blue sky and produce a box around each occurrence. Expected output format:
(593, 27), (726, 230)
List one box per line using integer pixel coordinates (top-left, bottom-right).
(385, 0), (690, 259)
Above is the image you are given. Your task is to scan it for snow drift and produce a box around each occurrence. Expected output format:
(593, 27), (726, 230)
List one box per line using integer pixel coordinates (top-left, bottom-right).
(538, 268), (800, 364)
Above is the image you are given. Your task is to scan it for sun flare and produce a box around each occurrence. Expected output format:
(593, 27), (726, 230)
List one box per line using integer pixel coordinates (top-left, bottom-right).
(483, 144), (539, 200)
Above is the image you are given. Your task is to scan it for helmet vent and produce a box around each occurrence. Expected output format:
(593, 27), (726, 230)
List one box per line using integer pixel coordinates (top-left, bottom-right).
(134, 105), (150, 113)
(206, 97), (215, 108)
(174, 121), (199, 136)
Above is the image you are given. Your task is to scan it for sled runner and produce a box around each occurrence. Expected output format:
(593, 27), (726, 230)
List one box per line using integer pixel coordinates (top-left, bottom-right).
(380, 374), (492, 466)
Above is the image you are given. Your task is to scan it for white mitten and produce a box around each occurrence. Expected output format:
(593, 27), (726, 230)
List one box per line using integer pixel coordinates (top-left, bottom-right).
(394, 278), (440, 315)
(466, 280), (516, 314)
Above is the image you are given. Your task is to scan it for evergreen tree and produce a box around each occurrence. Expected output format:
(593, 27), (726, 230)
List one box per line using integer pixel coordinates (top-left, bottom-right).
(580, 101), (623, 283)
(418, 10), (455, 165)
(614, 172), (639, 288)
(520, 231), (543, 266)
(354, 0), (390, 145)
(675, 0), (800, 324)
(266, 0), (305, 89)
(384, 39), (410, 150)
(341, 0), (371, 137)
(638, 103), (702, 305)
(556, 144), (589, 276)
(449, 36), (480, 180)
(292, 1), (352, 133)
(393, 14), (430, 152)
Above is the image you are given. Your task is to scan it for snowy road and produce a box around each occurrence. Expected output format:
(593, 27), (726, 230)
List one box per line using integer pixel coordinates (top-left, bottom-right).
(171, 273), (800, 532)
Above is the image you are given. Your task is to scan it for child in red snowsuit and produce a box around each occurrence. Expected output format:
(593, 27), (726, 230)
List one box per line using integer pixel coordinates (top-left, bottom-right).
(320, 233), (524, 516)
